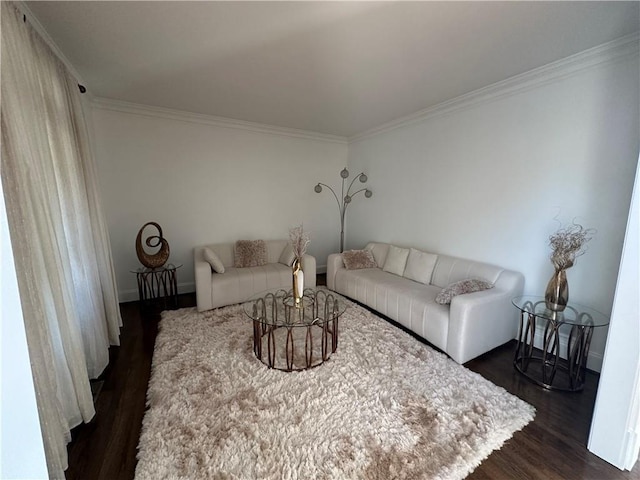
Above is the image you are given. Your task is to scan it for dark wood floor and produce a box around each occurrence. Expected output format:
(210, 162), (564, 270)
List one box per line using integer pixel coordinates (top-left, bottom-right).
(66, 284), (639, 480)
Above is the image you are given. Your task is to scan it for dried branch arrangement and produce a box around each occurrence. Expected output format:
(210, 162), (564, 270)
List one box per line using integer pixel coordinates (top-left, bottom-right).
(289, 224), (310, 260)
(548, 221), (595, 271)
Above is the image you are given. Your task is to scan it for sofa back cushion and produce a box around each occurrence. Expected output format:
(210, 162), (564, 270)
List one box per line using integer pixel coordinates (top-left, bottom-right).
(265, 240), (288, 264)
(382, 245), (410, 276)
(431, 255), (504, 289)
(203, 239), (287, 268)
(403, 248), (438, 285)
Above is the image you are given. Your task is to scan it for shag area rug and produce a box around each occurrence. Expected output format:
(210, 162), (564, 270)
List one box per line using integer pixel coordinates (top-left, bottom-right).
(136, 299), (535, 479)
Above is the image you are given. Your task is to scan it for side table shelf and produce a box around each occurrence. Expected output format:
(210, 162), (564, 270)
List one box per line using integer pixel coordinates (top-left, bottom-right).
(131, 263), (182, 312)
(512, 295), (609, 392)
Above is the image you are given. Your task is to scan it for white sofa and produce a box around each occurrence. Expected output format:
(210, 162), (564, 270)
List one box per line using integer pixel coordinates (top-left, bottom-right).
(194, 240), (316, 312)
(327, 242), (524, 364)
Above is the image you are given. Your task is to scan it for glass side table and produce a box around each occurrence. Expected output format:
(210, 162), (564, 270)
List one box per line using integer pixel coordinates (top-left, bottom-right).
(512, 295), (609, 392)
(130, 263), (182, 312)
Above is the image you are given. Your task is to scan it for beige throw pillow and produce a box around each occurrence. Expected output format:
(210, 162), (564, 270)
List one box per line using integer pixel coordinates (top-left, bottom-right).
(382, 245), (410, 276)
(435, 278), (494, 305)
(234, 240), (267, 268)
(342, 249), (377, 270)
(203, 248), (225, 274)
(403, 248), (438, 285)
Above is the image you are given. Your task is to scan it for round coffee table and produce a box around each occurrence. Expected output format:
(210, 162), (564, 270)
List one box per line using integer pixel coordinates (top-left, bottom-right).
(243, 288), (347, 371)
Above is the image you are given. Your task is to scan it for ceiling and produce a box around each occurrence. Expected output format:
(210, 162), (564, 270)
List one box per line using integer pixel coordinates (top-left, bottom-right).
(26, 1), (639, 138)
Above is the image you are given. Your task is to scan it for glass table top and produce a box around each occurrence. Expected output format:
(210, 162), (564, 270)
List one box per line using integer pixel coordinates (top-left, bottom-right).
(243, 287), (347, 327)
(512, 295), (609, 327)
(130, 263), (183, 274)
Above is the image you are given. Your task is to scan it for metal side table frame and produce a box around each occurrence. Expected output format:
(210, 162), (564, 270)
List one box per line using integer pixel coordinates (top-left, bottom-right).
(512, 295), (609, 392)
(131, 263), (182, 312)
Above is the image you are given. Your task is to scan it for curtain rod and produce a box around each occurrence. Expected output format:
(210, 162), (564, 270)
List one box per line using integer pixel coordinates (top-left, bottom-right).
(19, 3), (88, 95)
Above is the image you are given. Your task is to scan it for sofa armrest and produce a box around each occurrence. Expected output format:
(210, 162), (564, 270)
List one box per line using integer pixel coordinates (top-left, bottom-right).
(194, 247), (213, 312)
(326, 253), (344, 291)
(446, 270), (524, 364)
(301, 254), (317, 287)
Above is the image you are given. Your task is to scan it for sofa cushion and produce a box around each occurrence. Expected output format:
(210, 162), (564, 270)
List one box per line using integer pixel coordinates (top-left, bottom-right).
(234, 240), (267, 268)
(211, 264), (291, 308)
(403, 248), (437, 285)
(383, 245), (410, 276)
(279, 244), (296, 266)
(435, 278), (494, 305)
(334, 267), (449, 352)
(203, 247), (225, 273)
(342, 249), (377, 270)
(266, 239), (288, 264)
(431, 255), (504, 289)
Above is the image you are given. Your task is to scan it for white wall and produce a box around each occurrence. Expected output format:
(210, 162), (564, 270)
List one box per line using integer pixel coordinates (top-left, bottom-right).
(347, 49), (639, 371)
(92, 102), (348, 301)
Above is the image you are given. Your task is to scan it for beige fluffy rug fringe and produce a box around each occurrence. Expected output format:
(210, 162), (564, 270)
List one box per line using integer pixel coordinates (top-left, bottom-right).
(136, 300), (535, 479)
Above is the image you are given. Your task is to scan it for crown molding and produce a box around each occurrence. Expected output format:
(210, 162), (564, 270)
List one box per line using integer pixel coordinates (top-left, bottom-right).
(16, 1), (87, 88)
(350, 33), (640, 143)
(91, 97), (348, 145)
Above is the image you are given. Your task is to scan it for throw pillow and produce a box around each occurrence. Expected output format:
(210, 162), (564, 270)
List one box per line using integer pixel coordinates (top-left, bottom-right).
(403, 248), (438, 285)
(382, 245), (410, 276)
(234, 240), (267, 268)
(366, 243), (389, 269)
(342, 249), (377, 270)
(278, 244), (296, 267)
(203, 247), (225, 274)
(435, 278), (494, 305)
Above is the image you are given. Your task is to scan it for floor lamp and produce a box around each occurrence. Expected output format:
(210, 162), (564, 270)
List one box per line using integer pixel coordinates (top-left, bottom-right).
(314, 168), (372, 253)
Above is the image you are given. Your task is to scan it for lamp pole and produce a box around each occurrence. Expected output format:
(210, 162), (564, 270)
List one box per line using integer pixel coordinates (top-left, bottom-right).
(314, 167), (372, 253)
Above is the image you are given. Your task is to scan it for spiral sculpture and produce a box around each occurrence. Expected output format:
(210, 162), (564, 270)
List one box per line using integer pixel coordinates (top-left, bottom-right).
(135, 222), (170, 268)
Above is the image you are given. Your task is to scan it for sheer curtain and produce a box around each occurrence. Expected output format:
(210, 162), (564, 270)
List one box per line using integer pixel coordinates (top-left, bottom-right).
(1, 2), (122, 478)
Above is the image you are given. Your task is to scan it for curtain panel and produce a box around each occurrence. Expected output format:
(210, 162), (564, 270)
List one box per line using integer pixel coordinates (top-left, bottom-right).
(1, 2), (122, 478)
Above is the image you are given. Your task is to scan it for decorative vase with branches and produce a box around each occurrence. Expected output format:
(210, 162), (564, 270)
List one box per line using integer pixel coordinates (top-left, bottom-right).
(289, 225), (310, 307)
(545, 221), (595, 312)
(314, 167), (372, 253)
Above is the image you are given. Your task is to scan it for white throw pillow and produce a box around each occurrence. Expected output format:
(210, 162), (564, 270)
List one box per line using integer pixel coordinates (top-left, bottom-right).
(279, 244), (296, 266)
(403, 248), (438, 285)
(366, 243), (389, 269)
(204, 248), (225, 273)
(382, 245), (410, 276)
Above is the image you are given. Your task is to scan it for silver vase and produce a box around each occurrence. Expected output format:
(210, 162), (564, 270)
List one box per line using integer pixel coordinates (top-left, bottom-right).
(545, 269), (568, 312)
